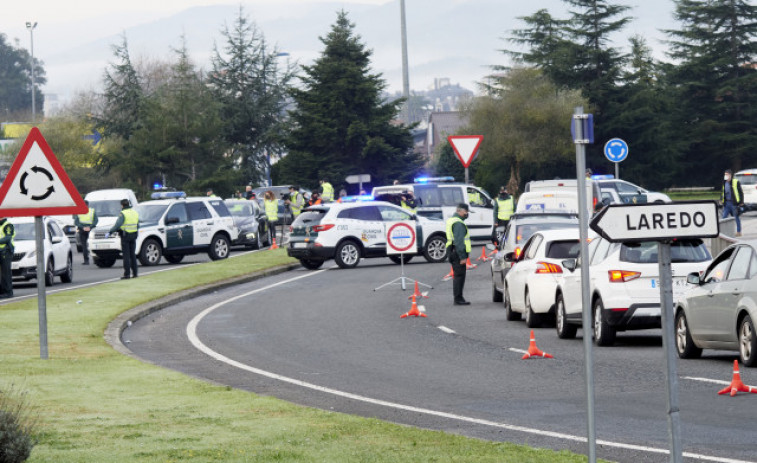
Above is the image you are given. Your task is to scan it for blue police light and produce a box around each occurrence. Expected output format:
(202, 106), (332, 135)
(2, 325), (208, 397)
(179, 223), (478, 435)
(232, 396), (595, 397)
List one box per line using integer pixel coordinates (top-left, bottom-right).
(413, 176), (455, 183)
(153, 182), (163, 190)
(590, 174), (615, 180)
(414, 177), (429, 183)
(340, 195), (374, 202)
(150, 191), (186, 200)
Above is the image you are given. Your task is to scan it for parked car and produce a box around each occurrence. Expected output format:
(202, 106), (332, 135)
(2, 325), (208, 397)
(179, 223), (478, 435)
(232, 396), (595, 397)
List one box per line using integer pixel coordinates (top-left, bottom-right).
(11, 216), (73, 286)
(503, 229), (581, 327)
(287, 201), (448, 269)
(555, 237), (712, 346)
(594, 178), (670, 204)
(224, 199), (271, 249)
(489, 211), (579, 303)
(674, 242), (757, 366)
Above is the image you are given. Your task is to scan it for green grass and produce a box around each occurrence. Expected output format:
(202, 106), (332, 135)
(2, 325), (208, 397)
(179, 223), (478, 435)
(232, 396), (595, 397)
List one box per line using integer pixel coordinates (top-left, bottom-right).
(2, 249), (596, 462)
(665, 190), (719, 201)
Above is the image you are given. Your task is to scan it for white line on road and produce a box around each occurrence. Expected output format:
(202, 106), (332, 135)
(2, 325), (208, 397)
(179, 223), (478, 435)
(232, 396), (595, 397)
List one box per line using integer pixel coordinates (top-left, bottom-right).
(508, 347), (529, 355)
(437, 326), (455, 334)
(682, 376), (731, 386)
(185, 273), (754, 463)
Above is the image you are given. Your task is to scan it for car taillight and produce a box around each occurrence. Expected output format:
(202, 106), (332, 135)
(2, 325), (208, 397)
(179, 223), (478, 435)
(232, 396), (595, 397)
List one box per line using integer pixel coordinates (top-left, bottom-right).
(536, 262), (562, 274)
(593, 197), (598, 208)
(311, 224), (335, 233)
(608, 270), (641, 282)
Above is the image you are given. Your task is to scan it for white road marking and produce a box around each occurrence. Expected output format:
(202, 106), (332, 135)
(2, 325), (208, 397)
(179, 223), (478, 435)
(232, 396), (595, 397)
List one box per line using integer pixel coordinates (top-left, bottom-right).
(508, 347), (529, 355)
(185, 274), (755, 463)
(682, 376), (731, 386)
(438, 326), (455, 334)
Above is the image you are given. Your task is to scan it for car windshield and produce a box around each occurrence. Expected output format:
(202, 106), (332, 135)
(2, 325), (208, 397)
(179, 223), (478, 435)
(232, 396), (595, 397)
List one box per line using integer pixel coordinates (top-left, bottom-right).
(225, 201), (257, 217)
(515, 222), (577, 244)
(620, 239), (710, 263)
(89, 200), (125, 218)
(12, 223), (36, 241)
(134, 204), (169, 223)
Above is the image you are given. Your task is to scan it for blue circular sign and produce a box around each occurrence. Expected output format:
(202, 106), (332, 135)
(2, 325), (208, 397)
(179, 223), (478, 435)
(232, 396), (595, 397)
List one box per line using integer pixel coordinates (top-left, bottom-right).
(604, 138), (629, 163)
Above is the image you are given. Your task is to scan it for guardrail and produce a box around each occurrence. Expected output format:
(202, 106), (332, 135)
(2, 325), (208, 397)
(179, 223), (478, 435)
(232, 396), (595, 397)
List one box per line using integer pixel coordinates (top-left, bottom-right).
(707, 217), (738, 256)
(665, 187), (715, 192)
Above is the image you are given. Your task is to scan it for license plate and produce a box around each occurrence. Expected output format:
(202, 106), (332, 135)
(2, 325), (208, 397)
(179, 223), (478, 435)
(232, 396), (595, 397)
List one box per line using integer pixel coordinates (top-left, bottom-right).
(293, 242), (308, 248)
(651, 278), (688, 294)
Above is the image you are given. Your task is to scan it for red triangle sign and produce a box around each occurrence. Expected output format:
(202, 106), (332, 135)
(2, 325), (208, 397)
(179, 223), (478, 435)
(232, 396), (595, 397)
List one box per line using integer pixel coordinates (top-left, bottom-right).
(448, 135), (483, 168)
(0, 127), (88, 217)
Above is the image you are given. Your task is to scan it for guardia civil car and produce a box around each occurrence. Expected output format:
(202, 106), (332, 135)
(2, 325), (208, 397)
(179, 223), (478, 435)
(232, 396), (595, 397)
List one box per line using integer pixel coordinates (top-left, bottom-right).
(287, 200), (448, 269)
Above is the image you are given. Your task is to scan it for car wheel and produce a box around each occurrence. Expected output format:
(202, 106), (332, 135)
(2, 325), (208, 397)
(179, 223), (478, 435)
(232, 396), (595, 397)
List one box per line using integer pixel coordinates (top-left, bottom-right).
(299, 259), (325, 270)
(504, 285), (521, 321)
(139, 238), (163, 266)
(423, 235), (448, 263)
(739, 315), (757, 367)
(593, 298), (616, 346)
(675, 310), (702, 359)
(524, 290), (540, 328)
(165, 255), (184, 264)
(44, 258), (55, 287)
(60, 254), (73, 283)
(93, 255), (117, 268)
(389, 255), (413, 265)
(335, 240), (361, 269)
(208, 234), (230, 261)
(491, 272), (503, 303)
(556, 293), (577, 339)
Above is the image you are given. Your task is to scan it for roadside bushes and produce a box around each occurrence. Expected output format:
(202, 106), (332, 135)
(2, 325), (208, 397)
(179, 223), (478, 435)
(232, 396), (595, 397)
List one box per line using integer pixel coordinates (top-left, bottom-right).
(0, 384), (36, 463)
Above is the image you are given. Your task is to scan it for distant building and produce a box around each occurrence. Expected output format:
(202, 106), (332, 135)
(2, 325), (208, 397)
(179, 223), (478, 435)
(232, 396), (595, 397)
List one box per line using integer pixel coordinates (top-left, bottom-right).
(423, 111), (468, 164)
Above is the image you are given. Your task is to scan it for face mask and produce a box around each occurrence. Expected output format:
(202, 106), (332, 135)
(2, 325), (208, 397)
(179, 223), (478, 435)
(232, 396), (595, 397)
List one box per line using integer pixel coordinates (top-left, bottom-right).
(725, 176), (730, 181)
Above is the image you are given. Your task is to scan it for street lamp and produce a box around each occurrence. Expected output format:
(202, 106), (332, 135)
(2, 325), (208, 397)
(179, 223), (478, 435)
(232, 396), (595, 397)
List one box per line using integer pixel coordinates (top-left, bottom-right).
(26, 21), (37, 123)
(400, 0), (410, 124)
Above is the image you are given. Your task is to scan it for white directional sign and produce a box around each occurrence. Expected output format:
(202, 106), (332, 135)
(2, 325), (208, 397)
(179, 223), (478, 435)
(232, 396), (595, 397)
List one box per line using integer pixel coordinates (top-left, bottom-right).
(590, 201), (719, 242)
(447, 135), (483, 168)
(345, 174), (371, 184)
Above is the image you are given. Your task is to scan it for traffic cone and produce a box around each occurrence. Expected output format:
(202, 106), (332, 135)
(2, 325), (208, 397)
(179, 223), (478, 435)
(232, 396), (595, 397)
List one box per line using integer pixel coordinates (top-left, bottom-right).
(521, 330), (554, 359)
(466, 257), (477, 270)
(401, 294), (427, 318)
(476, 246), (491, 262)
(442, 266), (454, 281)
(408, 280), (429, 300)
(717, 360), (757, 396)
(270, 235), (279, 250)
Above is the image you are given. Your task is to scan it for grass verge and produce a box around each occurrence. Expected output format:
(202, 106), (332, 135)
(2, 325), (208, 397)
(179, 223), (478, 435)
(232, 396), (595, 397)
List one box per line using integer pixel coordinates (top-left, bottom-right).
(3, 249), (596, 462)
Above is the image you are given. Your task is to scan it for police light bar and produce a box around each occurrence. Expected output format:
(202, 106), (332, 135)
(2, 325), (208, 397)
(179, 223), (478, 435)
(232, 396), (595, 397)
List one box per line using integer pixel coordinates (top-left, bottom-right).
(413, 176), (455, 184)
(591, 174), (615, 180)
(151, 191), (186, 199)
(341, 195), (373, 202)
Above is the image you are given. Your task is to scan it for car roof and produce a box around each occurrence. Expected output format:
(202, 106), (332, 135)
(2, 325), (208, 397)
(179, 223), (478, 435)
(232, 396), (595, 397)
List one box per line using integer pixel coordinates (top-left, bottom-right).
(511, 211), (578, 219)
(735, 169), (757, 175)
(530, 228), (581, 240)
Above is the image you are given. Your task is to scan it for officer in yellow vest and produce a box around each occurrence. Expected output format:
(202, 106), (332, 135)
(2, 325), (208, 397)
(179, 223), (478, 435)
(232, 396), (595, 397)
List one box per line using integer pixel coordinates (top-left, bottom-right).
(492, 187), (514, 243)
(73, 200), (99, 265)
(400, 191), (418, 214)
(264, 190), (279, 245)
(721, 169), (745, 236)
(446, 204), (471, 305)
(320, 179), (335, 202)
(286, 185), (305, 218)
(0, 217), (15, 298)
(109, 199), (139, 279)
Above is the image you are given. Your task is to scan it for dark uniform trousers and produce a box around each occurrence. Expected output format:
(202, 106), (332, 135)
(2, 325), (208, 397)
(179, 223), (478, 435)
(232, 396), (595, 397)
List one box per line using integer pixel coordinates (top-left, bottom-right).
(449, 245), (467, 302)
(0, 247), (13, 296)
(121, 232), (138, 278)
(78, 229), (91, 263)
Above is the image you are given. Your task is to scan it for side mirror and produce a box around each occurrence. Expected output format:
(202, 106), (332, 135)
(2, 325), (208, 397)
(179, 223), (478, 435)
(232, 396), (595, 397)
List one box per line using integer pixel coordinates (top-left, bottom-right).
(562, 258), (577, 272)
(686, 272), (701, 285)
(165, 217), (180, 225)
(504, 251), (515, 262)
(51, 236), (63, 244)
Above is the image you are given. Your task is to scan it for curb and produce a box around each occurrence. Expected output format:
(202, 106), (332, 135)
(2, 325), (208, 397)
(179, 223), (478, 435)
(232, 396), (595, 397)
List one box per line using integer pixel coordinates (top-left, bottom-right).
(104, 262), (302, 358)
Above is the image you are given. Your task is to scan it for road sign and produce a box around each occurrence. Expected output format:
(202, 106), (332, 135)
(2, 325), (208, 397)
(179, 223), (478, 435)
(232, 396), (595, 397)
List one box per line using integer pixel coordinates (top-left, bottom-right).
(604, 138), (629, 163)
(345, 174), (371, 184)
(386, 221), (417, 255)
(590, 201), (719, 243)
(571, 114), (594, 144)
(0, 127), (87, 217)
(447, 135), (483, 168)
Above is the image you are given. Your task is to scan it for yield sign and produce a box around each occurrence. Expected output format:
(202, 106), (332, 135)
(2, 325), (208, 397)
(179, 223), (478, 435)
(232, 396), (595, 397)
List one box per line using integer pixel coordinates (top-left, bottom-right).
(447, 135), (483, 168)
(0, 127), (88, 217)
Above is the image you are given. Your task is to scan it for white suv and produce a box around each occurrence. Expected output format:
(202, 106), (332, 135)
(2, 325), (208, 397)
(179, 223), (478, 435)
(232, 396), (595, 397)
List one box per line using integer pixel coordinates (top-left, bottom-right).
(88, 197), (237, 267)
(287, 201), (448, 269)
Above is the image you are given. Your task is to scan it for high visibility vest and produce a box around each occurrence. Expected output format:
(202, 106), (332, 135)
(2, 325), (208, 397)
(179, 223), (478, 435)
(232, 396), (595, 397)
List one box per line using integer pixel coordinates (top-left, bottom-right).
(400, 200), (417, 214)
(496, 197), (514, 221)
(722, 179), (741, 203)
(445, 216), (471, 253)
(78, 208), (95, 225)
(468, 191), (481, 205)
(0, 221), (15, 250)
(120, 208), (139, 234)
(264, 199), (279, 221)
(309, 198), (322, 206)
(321, 182), (334, 202)
(290, 192), (303, 216)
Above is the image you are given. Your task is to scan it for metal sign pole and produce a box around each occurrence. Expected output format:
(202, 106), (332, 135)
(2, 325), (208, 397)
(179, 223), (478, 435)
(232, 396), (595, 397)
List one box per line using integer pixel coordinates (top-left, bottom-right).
(465, 167), (469, 185)
(35, 216), (48, 359)
(574, 107), (596, 463)
(615, 163), (619, 180)
(657, 241), (683, 462)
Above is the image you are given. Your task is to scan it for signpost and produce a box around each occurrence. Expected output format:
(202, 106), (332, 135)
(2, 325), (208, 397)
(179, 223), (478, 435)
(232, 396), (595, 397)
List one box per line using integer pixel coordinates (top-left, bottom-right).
(590, 200), (719, 463)
(374, 221), (431, 292)
(604, 138), (628, 179)
(447, 135), (483, 184)
(345, 174), (371, 193)
(0, 127), (88, 359)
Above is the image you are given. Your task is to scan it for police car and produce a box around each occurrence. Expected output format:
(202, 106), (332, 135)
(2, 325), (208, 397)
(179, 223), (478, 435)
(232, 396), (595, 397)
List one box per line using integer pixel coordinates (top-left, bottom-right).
(88, 192), (237, 267)
(287, 200), (448, 269)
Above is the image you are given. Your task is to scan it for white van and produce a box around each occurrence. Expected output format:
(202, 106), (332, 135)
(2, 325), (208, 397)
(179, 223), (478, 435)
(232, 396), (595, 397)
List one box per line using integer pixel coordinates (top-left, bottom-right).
(515, 191), (579, 214)
(524, 179), (601, 215)
(372, 178), (494, 241)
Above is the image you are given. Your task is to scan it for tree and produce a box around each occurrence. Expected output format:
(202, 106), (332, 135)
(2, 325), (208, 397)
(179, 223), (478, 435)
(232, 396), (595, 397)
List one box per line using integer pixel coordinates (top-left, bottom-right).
(276, 11), (422, 191)
(97, 35), (144, 141)
(0, 33), (46, 121)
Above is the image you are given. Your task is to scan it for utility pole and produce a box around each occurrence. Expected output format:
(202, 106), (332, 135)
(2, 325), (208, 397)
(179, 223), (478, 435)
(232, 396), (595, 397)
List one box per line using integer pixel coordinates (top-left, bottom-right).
(400, 0), (410, 124)
(26, 21), (38, 123)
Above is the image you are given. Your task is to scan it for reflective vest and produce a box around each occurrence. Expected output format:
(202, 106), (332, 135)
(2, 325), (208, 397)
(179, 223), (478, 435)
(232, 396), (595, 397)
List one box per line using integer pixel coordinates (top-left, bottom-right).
(321, 182), (334, 202)
(445, 216), (471, 253)
(400, 200), (417, 214)
(309, 198), (322, 206)
(0, 221), (15, 250)
(468, 191), (481, 205)
(78, 208), (95, 225)
(496, 197), (514, 221)
(120, 208), (139, 234)
(722, 178), (741, 203)
(290, 192), (303, 216)
(264, 199), (279, 221)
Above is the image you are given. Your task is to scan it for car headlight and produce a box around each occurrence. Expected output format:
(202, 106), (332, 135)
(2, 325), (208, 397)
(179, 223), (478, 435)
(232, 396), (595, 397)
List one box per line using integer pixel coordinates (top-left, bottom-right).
(245, 232), (256, 239)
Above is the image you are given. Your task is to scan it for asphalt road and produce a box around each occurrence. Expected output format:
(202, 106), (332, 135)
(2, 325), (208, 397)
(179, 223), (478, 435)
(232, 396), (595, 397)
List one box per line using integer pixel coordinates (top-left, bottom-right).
(125, 245), (757, 463)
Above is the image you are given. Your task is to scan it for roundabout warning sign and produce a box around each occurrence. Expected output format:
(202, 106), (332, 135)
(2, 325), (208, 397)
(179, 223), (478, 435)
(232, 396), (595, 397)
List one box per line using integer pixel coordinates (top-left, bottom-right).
(386, 221), (417, 254)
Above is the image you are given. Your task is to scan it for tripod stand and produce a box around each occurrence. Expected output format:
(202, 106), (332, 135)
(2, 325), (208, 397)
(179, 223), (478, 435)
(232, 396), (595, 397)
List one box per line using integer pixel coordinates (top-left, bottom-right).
(373, 253), (433, 291)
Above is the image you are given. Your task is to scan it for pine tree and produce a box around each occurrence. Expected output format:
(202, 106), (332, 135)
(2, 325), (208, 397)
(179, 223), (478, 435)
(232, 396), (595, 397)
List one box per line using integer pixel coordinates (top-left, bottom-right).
(98, 35), (144, 140)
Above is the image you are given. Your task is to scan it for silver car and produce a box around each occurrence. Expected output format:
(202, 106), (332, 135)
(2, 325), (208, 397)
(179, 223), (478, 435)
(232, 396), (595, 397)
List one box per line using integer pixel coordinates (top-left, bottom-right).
(675, 242), (757, 366)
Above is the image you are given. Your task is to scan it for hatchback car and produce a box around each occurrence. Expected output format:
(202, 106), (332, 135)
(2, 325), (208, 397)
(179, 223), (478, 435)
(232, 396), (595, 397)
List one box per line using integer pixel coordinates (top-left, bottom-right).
(555, 237), (712, 346)
(225, 199), (271, 249)
(11, 216), (73, 286)
(287, 201), (448, 269)
(675, 242), (757, 366)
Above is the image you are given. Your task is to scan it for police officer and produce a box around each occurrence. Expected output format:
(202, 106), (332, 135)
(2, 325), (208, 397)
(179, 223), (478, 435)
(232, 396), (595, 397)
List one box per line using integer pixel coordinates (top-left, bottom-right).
(110, 199), (139, 279)
(287, 185), (305, 218)
(320, 179), (335, 202)
(0, 217), (15, 298)
(722, 169), (745, 237)
(263, 190), (279, 243)
(492, 186), (514, 243)
(446, 204), (471, 305)
(400, 191), (418, 214)
(74, 200), (98, 265)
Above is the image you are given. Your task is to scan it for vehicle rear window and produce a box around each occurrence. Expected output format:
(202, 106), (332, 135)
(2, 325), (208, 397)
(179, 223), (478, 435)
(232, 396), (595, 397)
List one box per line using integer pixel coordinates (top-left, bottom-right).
(620, 239), (710, 263)
(546, 240), (580, 259)
(736, 174), (757, 185)
(293, 210), (326, 225)
(515, 222), (578, 244)
(337, 205), (381, 221)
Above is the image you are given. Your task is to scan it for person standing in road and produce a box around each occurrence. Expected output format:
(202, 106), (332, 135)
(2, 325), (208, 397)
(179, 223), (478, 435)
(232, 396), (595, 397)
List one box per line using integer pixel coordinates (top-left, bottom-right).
(0, 217), (15, 298)
(492, 186), (514, 244)
(722, 169), (745, 237)
(320, 179), (334, 202)
(263, 190), (279, 244)
(245, 185), (255, 200)
(286, 185), (305, 218)
(446, 204), (471, 306)
(110, 199), (139, 279)
(74, 200), (98, 265)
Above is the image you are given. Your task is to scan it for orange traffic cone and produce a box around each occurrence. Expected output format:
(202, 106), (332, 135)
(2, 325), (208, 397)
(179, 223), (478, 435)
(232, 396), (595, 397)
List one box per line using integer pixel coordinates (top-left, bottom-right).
(476, 246), (491, 262)
(401, 294), (427, 318)
(521, 330), (554, 359)
(466, 257), (477, 270)
(717, 360), (757, 396)
(442, 266), (454, 281)
(408, 280), (429, 300)
(270, 235), (279, 250)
